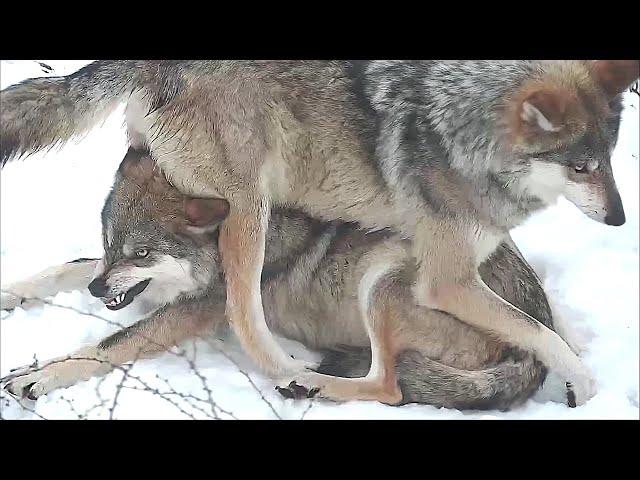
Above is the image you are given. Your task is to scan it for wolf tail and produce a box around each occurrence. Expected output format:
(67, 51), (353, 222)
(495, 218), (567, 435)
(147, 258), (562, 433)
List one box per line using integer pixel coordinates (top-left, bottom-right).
(317, 346), (546, 411)
(1, 61), (145, 166)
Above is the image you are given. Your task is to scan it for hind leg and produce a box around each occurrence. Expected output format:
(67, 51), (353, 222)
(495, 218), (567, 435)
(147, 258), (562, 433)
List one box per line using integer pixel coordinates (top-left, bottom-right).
(276, 249), (404, 405)
(1, 258), (99, 311)
(276, 292), (403, 405)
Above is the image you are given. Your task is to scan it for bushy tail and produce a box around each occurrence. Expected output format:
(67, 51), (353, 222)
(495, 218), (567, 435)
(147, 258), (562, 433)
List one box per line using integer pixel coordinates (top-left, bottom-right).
(1, 61), (142, 166)
(317, 346), (546, 411)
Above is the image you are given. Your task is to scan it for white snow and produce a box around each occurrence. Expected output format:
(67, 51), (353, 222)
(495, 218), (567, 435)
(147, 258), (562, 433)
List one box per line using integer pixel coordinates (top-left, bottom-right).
(1, 60), (638, 420)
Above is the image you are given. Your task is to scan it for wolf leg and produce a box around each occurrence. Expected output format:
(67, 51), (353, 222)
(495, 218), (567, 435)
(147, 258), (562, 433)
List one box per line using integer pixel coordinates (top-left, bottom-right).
(1, 258), (99, 311)
(276, 246), (404, 405)
(1, 299), (223, 399)
(218, 196), (314, 378)
(413, 223), (594, 406)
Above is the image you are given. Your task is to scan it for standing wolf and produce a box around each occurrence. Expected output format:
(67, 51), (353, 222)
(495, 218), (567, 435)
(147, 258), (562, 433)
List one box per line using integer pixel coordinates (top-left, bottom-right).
(2, 150), (554, 409)
(2, 60), (637, 406)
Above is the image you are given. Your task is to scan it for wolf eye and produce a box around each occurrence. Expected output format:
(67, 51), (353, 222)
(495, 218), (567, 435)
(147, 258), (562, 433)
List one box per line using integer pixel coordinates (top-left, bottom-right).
(134, 248), (149, 258)
(573, 163), (587, 173)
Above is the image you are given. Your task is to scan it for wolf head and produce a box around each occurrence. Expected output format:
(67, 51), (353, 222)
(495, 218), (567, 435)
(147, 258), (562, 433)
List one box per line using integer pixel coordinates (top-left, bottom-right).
(88, 149), (230, 310)
(505, 60), (638, 226)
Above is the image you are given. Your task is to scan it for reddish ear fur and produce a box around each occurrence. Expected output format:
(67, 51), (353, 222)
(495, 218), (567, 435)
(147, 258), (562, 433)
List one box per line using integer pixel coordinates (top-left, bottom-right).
(120, 149), (163, 184)
(520, 89), (569, 133)
(510, 84), (578, 141)
(184, 198), (230, 227)
(591, 60), (640, 97)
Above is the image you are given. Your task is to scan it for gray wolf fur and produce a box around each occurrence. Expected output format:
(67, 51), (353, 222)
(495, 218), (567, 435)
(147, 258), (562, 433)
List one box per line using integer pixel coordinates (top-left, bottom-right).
(1, 150), (553, 410)
(1, 60), (637, 405)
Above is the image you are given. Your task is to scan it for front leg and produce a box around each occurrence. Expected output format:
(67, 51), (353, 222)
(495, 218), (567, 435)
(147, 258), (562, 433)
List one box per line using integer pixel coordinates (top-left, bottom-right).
(1, 257), (99, 311)
(219, 197), (312, 377)
(413, 222), (594, 406)
(479, 235), (554, 331)
(2, 298), (224, 399)
(2, 346), (115, 400)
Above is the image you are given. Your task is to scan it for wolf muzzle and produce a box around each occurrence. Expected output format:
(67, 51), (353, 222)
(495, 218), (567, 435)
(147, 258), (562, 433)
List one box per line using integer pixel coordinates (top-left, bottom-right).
(88, 277), (108, 297)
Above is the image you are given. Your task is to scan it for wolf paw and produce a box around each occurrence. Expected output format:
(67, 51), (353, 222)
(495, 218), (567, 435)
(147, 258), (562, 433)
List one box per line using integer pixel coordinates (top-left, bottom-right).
(2, 363), (54, 400)
(1, 357), (102, 400)
(275, 373), (402, 405)
(562, 366), (596, 408)
(1, 291), (44, 312)
(0, 291), (24, 312)
(276, 368), (323, 401)
(275, 381), (321, 400)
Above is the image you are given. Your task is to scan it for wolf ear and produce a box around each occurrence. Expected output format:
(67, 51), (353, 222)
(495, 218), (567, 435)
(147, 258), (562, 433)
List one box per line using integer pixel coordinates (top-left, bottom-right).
(591, 60), (639, 97)
(518, 89), (568, 134)
(119, 148), (160, 183)
(184, 197), (230, 230)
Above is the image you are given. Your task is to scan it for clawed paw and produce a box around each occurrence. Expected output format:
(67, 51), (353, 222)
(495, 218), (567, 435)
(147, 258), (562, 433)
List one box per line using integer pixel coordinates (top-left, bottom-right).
(275, 381), (320, 400)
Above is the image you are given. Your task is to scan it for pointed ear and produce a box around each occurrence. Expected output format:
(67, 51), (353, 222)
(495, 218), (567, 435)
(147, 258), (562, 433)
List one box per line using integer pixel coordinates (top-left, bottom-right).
(183, 197), (230, 230)
(119, 149), (158, 182)
(591, 60), (639, 97)
(519, 89), (569, 134)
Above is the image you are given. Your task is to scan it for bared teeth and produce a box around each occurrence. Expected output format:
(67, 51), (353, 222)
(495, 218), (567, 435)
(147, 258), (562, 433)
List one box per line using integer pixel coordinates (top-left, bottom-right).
(105, 293), (126, 307)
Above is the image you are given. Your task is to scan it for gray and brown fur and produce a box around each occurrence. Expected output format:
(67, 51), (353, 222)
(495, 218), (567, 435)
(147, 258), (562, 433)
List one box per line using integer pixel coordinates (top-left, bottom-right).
(2, 151), (553, 410)
(1, 61), (637, 405)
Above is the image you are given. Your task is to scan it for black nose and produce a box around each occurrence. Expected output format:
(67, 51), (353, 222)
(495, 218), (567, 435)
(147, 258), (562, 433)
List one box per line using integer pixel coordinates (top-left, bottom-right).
(605, 210), (626, 226)
(604, 182), (626, 227)
(88, 278), (108, 297)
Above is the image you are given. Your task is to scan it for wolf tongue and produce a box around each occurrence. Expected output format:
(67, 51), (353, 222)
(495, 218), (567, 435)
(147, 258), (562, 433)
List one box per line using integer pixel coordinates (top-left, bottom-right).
(106, 295), (121, 306)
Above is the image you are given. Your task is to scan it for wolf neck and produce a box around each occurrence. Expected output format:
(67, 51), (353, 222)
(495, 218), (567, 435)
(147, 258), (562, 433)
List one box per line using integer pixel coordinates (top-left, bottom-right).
(364, 60), (547, 231)
(426, 61), (546, 229)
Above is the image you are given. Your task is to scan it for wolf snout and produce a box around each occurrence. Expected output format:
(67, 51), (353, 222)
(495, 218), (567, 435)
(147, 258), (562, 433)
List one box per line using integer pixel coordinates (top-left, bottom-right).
(604, 173), (626, 227)
(604, 197), (626, 226)
(605, 211), (626, 226)
(87, 277), (109, 297)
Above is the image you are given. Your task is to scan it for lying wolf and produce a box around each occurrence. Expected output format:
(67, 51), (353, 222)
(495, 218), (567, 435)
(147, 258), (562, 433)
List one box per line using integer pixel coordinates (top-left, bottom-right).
(1, 150), (557, 410)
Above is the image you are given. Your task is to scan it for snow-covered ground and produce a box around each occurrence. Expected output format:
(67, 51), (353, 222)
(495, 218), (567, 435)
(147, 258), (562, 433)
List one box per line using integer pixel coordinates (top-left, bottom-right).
(0, 60), (638, 420)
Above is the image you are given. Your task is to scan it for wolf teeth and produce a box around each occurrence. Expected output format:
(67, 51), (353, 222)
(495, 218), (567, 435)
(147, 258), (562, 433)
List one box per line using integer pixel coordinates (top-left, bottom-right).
(106, 293), (126, 307)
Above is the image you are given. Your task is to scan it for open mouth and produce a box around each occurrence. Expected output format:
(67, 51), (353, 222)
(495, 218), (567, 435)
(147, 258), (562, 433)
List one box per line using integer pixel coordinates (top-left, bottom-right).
(103, 279), (151, 311)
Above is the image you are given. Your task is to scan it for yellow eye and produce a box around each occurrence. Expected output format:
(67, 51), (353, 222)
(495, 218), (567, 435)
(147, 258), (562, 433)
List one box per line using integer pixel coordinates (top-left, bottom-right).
(135, 248), (149, 258)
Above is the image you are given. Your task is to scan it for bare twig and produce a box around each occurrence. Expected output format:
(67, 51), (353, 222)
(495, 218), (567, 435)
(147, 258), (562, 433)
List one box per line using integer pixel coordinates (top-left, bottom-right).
(0, 391), (49, 420)
(300, 398), (316, 420)
(151, 373), (220, 419)
(59, 395), (84, 419)
(183, 340), (219, 419)
(205, 338), (283, 420)
(0, 291), (260, 420)
(108, 362), (134, 420)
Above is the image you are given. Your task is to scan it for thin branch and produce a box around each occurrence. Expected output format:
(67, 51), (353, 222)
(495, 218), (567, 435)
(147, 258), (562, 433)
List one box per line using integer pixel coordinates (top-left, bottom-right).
(204, 338), (283, 420)
(0, 290), (256, 420)
(300, 398), (316, 420)
(0, 391), (49, 420)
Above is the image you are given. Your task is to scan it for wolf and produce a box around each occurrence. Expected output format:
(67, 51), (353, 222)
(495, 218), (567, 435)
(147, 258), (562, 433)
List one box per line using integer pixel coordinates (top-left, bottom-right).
(2, 60), (637, 405)
(1, 150), (556, 409)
